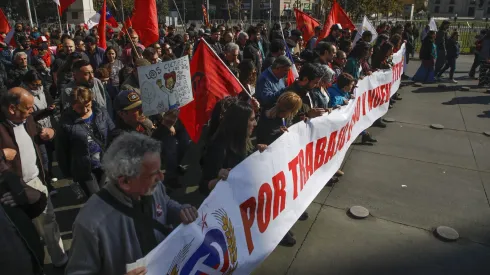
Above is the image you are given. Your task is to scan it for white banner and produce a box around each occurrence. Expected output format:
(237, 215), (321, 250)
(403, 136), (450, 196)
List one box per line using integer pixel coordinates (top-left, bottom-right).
(129, 45), (406, 275)
(138, 56), (193, 115)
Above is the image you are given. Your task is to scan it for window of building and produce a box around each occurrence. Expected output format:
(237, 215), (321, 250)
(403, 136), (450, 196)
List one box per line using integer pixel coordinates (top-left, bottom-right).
(487, 7), (490, 14)
(435, 0), (440, 4)
(72, 12), (78, 20)
(449, 0), (455, 3)
(468, 7), (476, 16)
(449, 6), (454, 13)
(434, 6), (440, 13)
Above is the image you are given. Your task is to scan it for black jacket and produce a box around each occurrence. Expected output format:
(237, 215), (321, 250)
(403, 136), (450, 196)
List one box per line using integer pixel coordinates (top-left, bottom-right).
(56, 104), (117, 181)
(0, 166), (46, 275)
(7, 65), (35, 89)
(243, 41), (263, 76)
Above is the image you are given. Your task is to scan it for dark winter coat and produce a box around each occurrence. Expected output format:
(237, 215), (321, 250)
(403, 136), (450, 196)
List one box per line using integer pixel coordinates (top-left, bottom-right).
(56, 104), (116, 182)
(243, 40), (263, 76)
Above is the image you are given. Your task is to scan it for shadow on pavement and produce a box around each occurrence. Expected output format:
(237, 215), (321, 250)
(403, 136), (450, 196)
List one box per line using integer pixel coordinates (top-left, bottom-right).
(443, 96), (490, 105)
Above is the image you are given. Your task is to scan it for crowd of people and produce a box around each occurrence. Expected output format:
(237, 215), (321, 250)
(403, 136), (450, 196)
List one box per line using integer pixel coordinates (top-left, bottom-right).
(0, 19), (443, 275)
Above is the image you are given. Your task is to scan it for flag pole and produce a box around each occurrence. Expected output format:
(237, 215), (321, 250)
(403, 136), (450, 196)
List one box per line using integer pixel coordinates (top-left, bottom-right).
(119, 0), (125, 24)
(171, 0), (187, 33)
(25, 0), (34, 27)
(32, 0), (39, 26)
(200, 38), (253, 98)
(55, 3), (63, 32)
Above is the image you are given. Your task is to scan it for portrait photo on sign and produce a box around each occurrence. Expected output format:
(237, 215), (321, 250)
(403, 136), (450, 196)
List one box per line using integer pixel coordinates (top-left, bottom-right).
(137, 56), (193, 116)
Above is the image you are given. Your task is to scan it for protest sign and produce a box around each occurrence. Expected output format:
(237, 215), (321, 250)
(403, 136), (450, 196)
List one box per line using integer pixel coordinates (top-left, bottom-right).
(128, 45), (406, 275)
(138, 56), (193, 115)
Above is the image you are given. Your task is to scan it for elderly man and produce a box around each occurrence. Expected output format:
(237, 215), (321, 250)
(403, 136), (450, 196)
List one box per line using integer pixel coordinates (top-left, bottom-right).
(7, 52), (35, 89)
(61, 59), (111, 112)
(0, 87), (67, 268)
(66, 132), (198, 275)
(255, 55), (292, 110)
(222, 42), (240, 76)
(236, 31), (249, 61)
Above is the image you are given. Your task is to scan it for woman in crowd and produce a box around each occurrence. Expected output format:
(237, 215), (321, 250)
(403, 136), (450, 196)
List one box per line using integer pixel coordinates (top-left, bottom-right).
(345, 42), (370, 80)
(173, 35), (185, 58)
(201, 101), (257, 195)
(95, 68), (118, 103)
(412, 30), (437, 83)
(361, 44), (375, 76)
(21, 70), (57, 193)
(372, 41), (394, 70)
(328, 73), (377, 144)
(436, 31), (460, 84)
(238, 59), (257, 96)
(373, 34), (390, 58)
(56, 86), (118, 196)
(102, 46), (124, 88)
(390, 34), (403, 53)
(479, 31), (490, 86)
(311, 65), (335, 109)
(402, 22), (415, 65)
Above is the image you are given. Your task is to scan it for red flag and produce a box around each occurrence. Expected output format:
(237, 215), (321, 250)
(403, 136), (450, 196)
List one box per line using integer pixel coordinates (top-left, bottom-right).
(57, 0), (76, 15)
(202, 5), (210, 28)
(97, 0), (107, 49)
(131, 0), (158, 47)
(119, 17), (132, 39)
(0, 8), (10, 34)
(317, 0), (356, 43)
(179, 39), (243, 143)
(294, 8), (319, 46)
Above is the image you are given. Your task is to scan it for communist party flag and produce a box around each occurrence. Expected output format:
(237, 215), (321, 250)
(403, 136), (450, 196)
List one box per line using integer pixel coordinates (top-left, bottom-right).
(179, 39), (243, 143)
(0, 8), (10, 34)
(131, 0), (158, 47)
(317, 0), (356, 43)
(97, 0), (107, 49)
(294, 8), (319, 46)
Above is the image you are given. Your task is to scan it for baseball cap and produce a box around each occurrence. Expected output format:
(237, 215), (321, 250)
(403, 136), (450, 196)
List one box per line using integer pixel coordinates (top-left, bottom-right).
(114, 90), (142, 111)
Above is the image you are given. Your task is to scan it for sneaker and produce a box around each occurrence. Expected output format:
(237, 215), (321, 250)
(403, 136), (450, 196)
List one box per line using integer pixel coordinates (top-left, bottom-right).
(279, 231), (296, 247)
(361, 132), (378, 143)
(335, 170), (344, 177)
(449, 79), (458, 83)
(373, 119), (387, 128)
(298, 211), (309, 221)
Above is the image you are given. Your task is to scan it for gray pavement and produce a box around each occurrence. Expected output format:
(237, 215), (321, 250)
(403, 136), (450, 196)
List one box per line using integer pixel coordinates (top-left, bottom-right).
(254, 55), (490, 274)
(44, 55), (490, 274)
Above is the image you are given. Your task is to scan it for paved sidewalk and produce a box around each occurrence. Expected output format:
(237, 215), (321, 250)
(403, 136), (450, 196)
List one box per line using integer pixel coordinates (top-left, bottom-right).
(254, 55), (490, 275)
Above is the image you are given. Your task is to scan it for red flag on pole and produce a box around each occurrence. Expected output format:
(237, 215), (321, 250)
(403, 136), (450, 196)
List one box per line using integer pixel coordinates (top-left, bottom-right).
(0, 8), (10, 34)
(179, 39), (244, 143)
(131, 0), (158, 47)
(294, 8), (320, 46)
(97, 0), (107, 49)
(317, 0), (356, 44)
(55, 0), (76, 15)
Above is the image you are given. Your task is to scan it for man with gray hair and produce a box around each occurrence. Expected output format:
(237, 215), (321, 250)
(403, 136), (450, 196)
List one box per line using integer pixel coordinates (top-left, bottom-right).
(223, 42), (240, 76)
(7, 52), (35, 89)
(255, 55), (292, 109)
(66, 132), (198, 275)
(236, 31), (249, 60)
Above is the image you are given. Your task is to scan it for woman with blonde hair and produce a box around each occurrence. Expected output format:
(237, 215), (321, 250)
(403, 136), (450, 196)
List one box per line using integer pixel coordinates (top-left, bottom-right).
(256, 92), (302, 147)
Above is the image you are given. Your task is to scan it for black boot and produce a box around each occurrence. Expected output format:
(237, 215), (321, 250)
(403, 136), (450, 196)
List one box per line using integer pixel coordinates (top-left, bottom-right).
(361, 132), (378, 143)
(373, 119), (387, 128)
(280, 231), (296, 247)
(393, 93), (402, 100)
(298, 211), (309, 221)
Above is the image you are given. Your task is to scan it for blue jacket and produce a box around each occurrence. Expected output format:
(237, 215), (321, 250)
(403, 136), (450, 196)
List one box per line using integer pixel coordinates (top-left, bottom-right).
(255, 67), (286, 109)
(327, 84), (350, 108)
(86, 47), (105, 70)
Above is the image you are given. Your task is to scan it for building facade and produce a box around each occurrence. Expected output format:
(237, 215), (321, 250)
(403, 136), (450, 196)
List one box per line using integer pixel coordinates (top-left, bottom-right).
(428, 0), (488, 18)
(174, 0), (316, 22)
